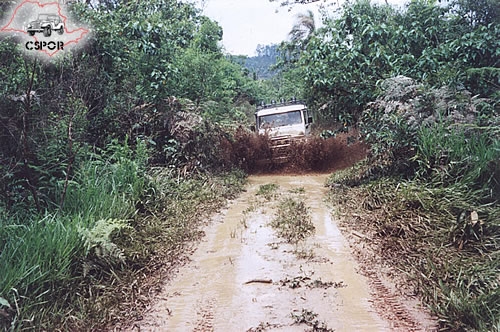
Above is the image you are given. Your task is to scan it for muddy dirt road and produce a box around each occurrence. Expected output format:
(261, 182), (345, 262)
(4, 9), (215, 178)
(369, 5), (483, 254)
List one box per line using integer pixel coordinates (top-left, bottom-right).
(131, 175), (412, 331)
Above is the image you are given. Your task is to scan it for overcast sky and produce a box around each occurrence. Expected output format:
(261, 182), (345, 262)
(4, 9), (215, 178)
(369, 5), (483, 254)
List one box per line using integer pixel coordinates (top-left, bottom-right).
(196, 0), (409, 56)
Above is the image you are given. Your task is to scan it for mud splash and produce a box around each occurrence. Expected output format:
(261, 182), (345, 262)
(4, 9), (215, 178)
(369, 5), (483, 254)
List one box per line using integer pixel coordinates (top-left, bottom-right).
(131, 174), (394, 331)
(230, 128), (367, 174)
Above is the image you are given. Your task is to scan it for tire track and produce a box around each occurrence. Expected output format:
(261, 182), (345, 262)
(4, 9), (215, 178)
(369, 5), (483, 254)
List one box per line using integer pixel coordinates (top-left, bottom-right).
(194, 297), (216, 332)
(345, 233), (437, 332)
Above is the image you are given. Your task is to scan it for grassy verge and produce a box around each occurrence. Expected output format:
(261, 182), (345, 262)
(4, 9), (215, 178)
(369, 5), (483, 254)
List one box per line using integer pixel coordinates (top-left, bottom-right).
(327, 166), (500, 331)
(78, 167), (246, 330)
(0, 141), (148, 330)
(0, 140), (246, 331)
(334, 81), (499, 330)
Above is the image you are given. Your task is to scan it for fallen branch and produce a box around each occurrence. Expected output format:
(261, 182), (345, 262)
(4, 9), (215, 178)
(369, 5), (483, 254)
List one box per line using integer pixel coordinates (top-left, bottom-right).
(243, 279), (273, 285)
(352, 230), (369, 239)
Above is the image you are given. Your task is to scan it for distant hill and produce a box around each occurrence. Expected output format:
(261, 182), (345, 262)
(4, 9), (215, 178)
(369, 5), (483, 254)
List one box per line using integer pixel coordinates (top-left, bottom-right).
(231, 44), (280, 80)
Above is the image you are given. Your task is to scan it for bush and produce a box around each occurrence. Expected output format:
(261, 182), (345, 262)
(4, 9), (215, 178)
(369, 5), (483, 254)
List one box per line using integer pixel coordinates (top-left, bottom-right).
(330, 76), (500, 331)
(360, 77), (500, 190)
(328, 170), (500, 330)
(0, 139), (150, 330)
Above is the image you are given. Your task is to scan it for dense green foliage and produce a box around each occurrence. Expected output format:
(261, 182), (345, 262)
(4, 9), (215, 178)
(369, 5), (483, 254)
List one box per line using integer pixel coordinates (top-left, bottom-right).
(279, 0), (499, 124)
(0, 0), (270, 210)
(315, 1), (500, 326)
(0, 140), (149, 329)
(327, 78), (499, 331)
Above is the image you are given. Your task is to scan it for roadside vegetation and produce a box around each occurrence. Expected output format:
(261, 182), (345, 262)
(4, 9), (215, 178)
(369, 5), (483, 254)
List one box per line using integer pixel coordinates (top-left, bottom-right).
(0, 140), (245, 330)
(326, 79), (499, 330)
(0, 0), (254, 329)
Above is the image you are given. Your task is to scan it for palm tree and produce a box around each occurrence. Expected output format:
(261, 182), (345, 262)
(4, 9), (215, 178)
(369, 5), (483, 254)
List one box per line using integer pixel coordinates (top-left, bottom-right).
(279, 9), (316, 66)
(288, 10), (316, 49)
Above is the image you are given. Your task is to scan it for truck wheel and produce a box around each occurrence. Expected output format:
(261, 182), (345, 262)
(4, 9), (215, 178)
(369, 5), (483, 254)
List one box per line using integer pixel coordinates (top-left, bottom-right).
(43, 26), (51, 37)
(58, 27), (64, 35)
(28, 31), (35, 36)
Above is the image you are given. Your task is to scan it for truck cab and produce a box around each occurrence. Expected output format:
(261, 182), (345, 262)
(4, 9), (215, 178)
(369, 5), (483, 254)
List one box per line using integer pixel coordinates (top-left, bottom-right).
(255, 101), (313, 163)
(255, 101), (312, 139)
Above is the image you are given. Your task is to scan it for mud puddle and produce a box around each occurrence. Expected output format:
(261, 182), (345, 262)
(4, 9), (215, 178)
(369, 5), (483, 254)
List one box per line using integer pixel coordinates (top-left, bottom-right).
(131, 175), (390, 331)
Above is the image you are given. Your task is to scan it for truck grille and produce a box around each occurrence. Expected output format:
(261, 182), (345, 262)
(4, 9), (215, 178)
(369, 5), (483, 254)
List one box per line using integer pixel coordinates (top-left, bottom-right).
(269, 135), (305, 163)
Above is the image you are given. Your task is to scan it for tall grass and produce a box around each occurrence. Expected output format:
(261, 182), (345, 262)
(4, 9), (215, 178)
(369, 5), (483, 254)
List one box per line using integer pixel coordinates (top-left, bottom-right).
(60, 139), (148, 221)
(417, 122), (500, 190)
(0, 214), (82, 328)
(406, 120), (499, 330)
(0, 139), (149, 330)
(328, 116), (500, 330)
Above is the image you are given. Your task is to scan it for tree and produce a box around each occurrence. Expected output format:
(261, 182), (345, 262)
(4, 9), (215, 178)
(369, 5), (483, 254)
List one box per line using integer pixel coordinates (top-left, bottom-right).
(452, 0), (500, 27)
(289, 10), (316, 48)
(281, 0), (499, 125)
(193, 16), (223, 53)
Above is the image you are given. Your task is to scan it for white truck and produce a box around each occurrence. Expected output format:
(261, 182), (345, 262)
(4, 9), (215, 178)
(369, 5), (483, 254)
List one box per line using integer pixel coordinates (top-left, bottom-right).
(255, 100), (313, 162)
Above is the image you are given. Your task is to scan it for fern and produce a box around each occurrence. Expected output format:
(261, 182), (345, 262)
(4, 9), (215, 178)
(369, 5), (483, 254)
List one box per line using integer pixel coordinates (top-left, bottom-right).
(79, 219), (130, 266)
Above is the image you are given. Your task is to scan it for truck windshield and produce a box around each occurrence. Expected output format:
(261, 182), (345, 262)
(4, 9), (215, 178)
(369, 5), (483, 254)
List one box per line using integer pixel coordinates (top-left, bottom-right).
(259, 110), (302, 129)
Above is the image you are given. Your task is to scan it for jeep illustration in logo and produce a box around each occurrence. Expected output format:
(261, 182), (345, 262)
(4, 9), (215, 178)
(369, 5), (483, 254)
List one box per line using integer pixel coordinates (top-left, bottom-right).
(26, 13), (64, 37)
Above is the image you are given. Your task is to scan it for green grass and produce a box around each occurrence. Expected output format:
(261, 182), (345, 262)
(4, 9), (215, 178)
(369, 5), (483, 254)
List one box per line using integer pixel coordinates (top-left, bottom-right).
(326, 115), (500, 330)
(0, 214), (83, 328)
(0, 141), (148, 330)
(256, 183), (280, 200)
(0, 140), (248, 331)
(271, 197), (315, 244)
(328, 174), (500, 331)
(60, 140), (148, 222)
(416, 122), (500, 187)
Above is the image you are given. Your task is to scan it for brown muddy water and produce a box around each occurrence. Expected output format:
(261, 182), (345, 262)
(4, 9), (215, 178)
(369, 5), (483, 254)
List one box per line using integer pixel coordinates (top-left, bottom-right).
(131, 175), (390, 331)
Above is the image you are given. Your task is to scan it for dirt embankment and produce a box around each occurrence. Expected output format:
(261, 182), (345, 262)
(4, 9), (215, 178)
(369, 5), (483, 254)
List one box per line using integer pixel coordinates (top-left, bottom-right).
(127, 173), (436, 331)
